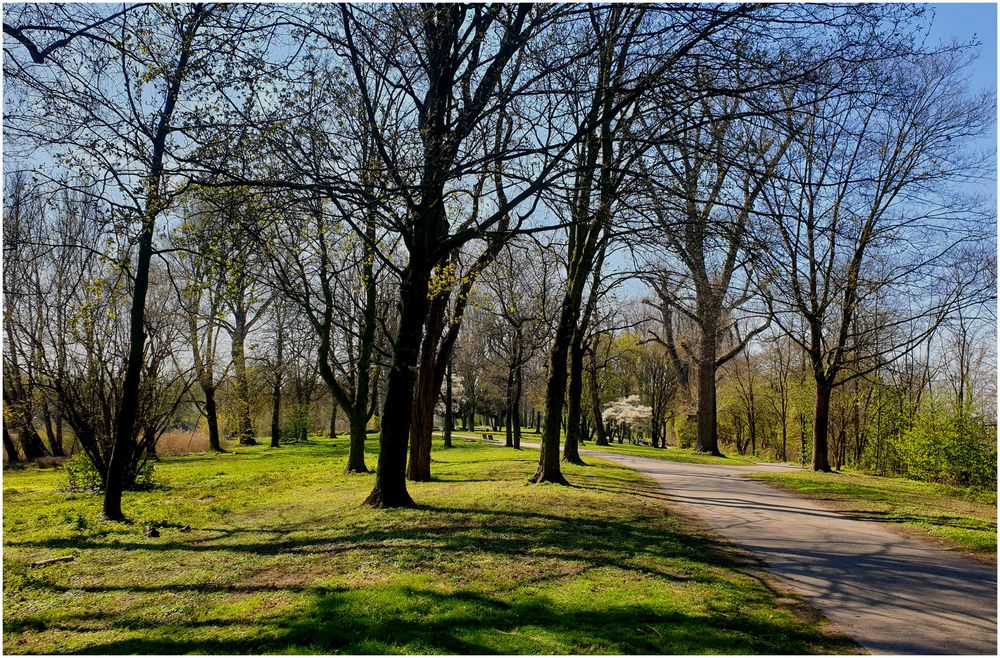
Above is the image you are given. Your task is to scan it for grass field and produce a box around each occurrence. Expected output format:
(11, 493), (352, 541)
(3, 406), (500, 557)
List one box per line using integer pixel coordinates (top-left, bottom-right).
(580, 441), (756, 466)
(2, 435), (855, 654)
(745, 470), (997, 558)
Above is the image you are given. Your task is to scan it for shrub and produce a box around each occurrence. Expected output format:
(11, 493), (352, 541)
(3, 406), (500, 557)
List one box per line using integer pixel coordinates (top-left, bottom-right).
(63, 453), (156, 492)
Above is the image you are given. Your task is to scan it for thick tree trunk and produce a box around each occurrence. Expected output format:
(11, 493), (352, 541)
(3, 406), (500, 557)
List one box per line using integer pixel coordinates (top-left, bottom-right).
(206, 385), (224, 452)
(329, 404), (337, 439)
(408, 291), (450, 482)
(346, 406), (369, 473)
(365, 263), (431, 507)
(3, 425), (21, 463)
(812, 381), (833, 472)
(562, 336), (586, 465)
(534, 291), (578, 485)
(407, 377), (435, 481)
(694, 334), (722, 456)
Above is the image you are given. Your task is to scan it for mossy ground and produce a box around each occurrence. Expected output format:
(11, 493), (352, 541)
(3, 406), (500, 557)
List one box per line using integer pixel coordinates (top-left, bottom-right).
(3, 435), (855, 654)
(745, 469), (996, 558)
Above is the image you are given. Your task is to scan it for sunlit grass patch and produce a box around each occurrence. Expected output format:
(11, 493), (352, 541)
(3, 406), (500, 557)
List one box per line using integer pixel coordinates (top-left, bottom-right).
(4, 436), (853, 654)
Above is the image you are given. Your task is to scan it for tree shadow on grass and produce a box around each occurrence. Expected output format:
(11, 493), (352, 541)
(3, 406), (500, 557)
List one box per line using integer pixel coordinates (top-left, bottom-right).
(58, 583), (851, 655)
(5, 448), (859, 655)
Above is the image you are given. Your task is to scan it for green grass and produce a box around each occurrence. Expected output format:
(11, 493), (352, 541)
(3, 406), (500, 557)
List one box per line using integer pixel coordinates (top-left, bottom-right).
(3, 435), (854, 654)
(451, 430), (755, 466)
(581, 441), (756, 466)
(744, 470), (997, 557)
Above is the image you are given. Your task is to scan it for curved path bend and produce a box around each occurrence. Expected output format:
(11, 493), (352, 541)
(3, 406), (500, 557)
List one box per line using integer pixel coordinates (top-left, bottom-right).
(576, 447), (997, 655)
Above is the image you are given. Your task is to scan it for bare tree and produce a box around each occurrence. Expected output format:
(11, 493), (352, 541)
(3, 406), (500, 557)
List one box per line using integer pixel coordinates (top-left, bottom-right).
(762, 52), (993, 470)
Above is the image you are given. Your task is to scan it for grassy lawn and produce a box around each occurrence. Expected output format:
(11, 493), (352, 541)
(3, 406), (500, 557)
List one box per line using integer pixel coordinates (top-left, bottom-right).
(581, 441), (756, 466)
(744, 470), (997, 558)
(451, 430), (755, 466)
(2, 436), (854, 654)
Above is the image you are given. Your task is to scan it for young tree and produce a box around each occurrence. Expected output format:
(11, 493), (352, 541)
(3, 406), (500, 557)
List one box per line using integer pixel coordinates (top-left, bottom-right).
(4, 2), (271, 518)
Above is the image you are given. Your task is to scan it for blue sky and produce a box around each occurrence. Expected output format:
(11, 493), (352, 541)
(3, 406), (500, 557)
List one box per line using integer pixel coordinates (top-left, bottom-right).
(927, 3), (997, 198)
(929, 3), (997, 93)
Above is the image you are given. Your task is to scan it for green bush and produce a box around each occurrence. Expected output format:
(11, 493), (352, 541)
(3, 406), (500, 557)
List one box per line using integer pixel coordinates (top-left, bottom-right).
(62, 453), (156, 492)
(63, 453), (103, 491)
(901, 403), (997, 489)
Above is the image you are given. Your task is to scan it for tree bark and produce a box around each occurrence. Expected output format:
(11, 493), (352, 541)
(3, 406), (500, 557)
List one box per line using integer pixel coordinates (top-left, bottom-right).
(269, 378), (281, 448)
(365, 262), (430, 507)
(533, 290), (577, 484)
(206, 385), (224, 452)
(346, 406), (369, 473)
(3, 425), (21, 463)
(812, 380), (833, 472)
(562, 334), (587, 465)
(231, 308), (256, 446)
(512, 362), (522, 449)
(443, 359), (453, 448)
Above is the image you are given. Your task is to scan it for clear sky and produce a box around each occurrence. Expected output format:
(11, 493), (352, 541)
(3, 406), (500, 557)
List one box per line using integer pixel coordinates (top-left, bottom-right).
(924, 3), (998, 201)
(928, 2), (997, 91)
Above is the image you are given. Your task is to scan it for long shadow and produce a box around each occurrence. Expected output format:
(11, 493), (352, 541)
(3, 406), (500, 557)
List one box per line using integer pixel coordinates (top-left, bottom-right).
(54, 584), (853, 655)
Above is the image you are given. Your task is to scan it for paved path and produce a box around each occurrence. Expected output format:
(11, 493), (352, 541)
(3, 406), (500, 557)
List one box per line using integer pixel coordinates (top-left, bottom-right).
(578, 448), (997, 655)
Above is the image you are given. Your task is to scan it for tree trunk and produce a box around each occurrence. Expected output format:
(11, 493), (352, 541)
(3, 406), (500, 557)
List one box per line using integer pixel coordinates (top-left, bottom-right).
(231, 310), (256, 446)
(104, 216), (154, 520)
(694, 335), (722, 456)
(407, 362), (436, 482)
(533, 291), (577, 485)
(206, 385), (224, 452)
(269, 378), (281, 448)
(512, 362), (522, 449)
(443, 359), (453, 448)
(346, 406), (369, 473)
(42, 407), (65, 456)
(505, 363), (515, 447)
(329, 404), (337, 439)
(3, 425), (21, 463)
(365, 262), (431, 508)
(562, 335), (586, 465)
(812, 381), (833, 472)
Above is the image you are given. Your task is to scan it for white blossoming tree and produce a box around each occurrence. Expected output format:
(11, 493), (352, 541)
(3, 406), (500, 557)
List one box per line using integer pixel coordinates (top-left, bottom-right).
(603, 395), (654, 444)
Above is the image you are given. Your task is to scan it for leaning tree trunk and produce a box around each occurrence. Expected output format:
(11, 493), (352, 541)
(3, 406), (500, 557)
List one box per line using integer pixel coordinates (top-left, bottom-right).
(104, 211), (155, 520)
(562, 334), (586, 465)
(329, 404), (338, 439)
(3, 425), (21, 463)
(42, 407), (65, 457)
(812, 379), (833, 472)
